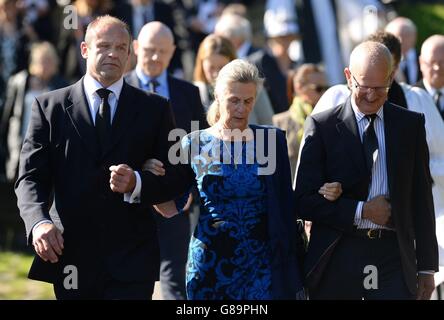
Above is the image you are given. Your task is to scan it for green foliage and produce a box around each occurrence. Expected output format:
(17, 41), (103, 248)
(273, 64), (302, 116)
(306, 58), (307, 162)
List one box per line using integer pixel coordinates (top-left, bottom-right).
(0, 251), (54, 299)
(397, 3), (444, 50)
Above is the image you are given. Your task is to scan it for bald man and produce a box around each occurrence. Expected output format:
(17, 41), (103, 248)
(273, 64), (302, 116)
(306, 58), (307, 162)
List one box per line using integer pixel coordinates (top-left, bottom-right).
(295, 41), (438, 299)
(125, 21), (206, 300)
(385, 17), (420, 85)
(416, 35), (444, 121)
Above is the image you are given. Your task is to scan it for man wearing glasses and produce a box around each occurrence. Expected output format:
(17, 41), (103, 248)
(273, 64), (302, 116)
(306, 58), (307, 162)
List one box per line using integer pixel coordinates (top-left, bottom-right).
(416, 35), (444, 121)
(295, 41), (438, 300)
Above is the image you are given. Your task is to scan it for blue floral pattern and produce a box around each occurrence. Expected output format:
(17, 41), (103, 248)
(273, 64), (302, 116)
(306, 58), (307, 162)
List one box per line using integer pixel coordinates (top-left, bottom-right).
(183, 130), (272, 300)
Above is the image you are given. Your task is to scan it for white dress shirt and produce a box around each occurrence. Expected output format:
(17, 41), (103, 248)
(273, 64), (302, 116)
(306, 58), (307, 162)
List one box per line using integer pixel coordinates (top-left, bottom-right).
(135, 66), (170, 99)
(350, 100), (389, 230)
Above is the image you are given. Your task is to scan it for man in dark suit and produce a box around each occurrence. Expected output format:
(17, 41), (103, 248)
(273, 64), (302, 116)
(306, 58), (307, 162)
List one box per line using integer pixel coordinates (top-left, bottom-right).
(15, 16), (186, 299)
(112, 0), (184, 75)
(415, 35), (444, 121)
(125, 21), (206, 300)
(385, 17), (421, 85)
(295, 41), (438, 299)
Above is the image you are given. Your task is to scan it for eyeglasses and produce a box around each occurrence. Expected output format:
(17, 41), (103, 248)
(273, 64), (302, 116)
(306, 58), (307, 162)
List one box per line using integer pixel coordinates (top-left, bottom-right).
(351, 74), (391, 95)
(305, 84), (329, 93)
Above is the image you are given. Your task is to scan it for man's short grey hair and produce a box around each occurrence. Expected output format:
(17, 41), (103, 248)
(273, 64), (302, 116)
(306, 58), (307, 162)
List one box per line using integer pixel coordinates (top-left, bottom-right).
(214, 14), (252, 42)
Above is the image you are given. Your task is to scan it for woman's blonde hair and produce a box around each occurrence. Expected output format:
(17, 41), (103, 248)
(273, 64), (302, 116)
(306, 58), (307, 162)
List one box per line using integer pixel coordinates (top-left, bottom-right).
(207, 59), (263, 125)
(29, 41), (59, 75)
(193, 34), (237, 83)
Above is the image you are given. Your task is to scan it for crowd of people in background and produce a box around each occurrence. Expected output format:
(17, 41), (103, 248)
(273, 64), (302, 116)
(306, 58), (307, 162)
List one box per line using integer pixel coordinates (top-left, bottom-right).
(0, 0), (443, 300)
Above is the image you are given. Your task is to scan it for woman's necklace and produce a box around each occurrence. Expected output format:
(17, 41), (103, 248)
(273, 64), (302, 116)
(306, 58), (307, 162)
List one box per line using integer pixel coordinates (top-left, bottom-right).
(221, 139), (245, 169)
(217, 125), (246, 169)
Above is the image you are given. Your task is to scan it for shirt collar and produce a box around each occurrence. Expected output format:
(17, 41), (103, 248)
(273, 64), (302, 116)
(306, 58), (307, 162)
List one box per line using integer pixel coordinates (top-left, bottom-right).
(423, 79), (444, 96)
(83, 73), (123, 100)
(237, 41), (252, 59)
(135, 66), (168, 88)
(351, 97), (384, 123)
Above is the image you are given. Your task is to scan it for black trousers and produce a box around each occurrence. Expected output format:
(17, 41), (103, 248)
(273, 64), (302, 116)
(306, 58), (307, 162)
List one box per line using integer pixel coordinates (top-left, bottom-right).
(155, 211), (190, 300)
(309, 233), (415, 300)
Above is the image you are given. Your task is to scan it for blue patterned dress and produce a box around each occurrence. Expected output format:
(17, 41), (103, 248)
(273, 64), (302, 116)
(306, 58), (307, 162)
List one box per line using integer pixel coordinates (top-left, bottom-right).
(182, 130), (272, 300)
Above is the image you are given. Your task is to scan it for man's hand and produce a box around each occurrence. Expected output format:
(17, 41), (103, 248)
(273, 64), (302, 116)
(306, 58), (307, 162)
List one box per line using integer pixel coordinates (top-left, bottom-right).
(362, 195), (391, 225)
(109, 164), (136, 193)
(417, 273), (435, 300)
(319, 182), (342, 201)
(32, 223), (64, 263)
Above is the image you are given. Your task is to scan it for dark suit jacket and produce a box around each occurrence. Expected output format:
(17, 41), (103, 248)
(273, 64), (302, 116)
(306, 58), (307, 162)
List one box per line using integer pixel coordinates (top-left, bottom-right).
(125, 70), (207, 132)
(294, 98), (438, 294)
(247, 50), (289, 114)
(253, 125), (304, 299)
(388, 80), (408, 109)
(15, 78), (188, 286)
(0, 70), (68, 182)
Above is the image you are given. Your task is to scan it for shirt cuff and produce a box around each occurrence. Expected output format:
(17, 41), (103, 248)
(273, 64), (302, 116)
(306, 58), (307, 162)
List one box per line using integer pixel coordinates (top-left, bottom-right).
(354, 201), (364, 225)
(32, 219), (53, 234)
(124, 171), (141, 203)
(418, 270), (435, 275)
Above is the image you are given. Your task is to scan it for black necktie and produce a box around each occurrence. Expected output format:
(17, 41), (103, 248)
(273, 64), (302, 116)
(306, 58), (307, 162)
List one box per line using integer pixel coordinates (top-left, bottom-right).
(363, 114), (378, 174)
(148, 79), (159, 93)
(402, 61), (410, 84)
(433, 90), (442, 110)
(95, 88), (112, 153)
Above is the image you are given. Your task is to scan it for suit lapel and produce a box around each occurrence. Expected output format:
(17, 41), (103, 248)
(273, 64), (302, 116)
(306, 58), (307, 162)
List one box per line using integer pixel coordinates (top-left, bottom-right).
(65, 78), (100, 158)
(125, 70), (140, 88)
(335, 97), (367, 176)
(167, 76), (180, 114)
(383, 102), (396, 200)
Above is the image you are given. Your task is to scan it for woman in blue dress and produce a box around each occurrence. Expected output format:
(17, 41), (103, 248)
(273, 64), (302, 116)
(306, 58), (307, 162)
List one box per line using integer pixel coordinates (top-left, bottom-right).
(146, 59), (342, 299)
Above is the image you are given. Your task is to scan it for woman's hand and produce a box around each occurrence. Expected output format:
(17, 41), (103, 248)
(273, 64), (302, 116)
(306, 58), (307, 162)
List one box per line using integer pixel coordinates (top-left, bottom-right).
(143, 159), (165, 176)
(153, 193), (193, 218)
(319, 182), (342, 201)
(153, 201), (179, 218)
